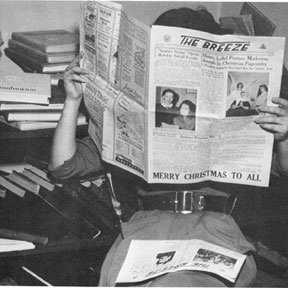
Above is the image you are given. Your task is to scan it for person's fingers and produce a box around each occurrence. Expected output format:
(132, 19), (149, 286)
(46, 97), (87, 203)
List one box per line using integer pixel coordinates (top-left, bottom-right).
(64, 52), (85, 74)
(271, 97), (288, 109)
(66, 73), (87, 83)
(258, 106), (287, 117)
(255, 115), (282, 124)
(65, 66), (89, 75)
(258, 123), (287, 135)
(70, 51), (84, 66)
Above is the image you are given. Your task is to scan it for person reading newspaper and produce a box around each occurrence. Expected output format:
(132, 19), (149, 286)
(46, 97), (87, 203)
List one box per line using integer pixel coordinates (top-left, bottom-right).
(49, 6), (288, 287)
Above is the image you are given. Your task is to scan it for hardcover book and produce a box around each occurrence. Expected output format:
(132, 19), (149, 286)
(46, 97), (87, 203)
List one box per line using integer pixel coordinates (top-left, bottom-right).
(6, 111), (63, 122)
(0, 103), (64, 111)
(22, 169), (55, 192)
(1, 113), (87, 131)
(0, 176), (26, 198)
(8, 39), (77, 64)
(28, 166), (51, 182)
(5, 48), (70, 74)
(219, 14), (255, 36)
(8, 119), (87, 131)
(6, 171), (40, 194)
(0, 162), (32, 174)
(0, 238), (35, 252)
(11, 29), (79, 53)
(0, 73), (51, 104)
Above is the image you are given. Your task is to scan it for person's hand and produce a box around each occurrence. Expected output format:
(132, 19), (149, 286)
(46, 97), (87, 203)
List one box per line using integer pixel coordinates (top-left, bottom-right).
(254, 97), (288, 142)
(63, 52), (89, 101)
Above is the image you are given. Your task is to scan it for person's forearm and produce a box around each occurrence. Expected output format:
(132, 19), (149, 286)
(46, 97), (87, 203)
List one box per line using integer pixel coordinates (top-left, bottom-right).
(276, 139), (288, 175)
(49, 97), (82, 170)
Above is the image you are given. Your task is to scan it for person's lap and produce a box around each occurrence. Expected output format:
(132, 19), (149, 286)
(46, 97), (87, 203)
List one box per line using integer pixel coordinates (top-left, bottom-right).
(99, 210), (257, 287)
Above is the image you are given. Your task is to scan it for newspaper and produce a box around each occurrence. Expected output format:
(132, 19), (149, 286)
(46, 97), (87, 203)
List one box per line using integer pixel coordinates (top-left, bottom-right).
(80, 1), (285, 187)
(116, 239), (247, 283)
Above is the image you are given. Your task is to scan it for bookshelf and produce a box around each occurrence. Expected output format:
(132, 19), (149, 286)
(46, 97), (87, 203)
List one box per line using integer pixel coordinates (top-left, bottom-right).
(0, 85), (88, 161)
(0, 83), (119, 285)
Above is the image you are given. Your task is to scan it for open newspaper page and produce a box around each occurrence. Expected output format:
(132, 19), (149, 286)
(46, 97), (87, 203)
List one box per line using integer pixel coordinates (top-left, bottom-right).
(147, 25), (285, 186)
(80, 1), (150, 178)
(116, 239), (247, 283)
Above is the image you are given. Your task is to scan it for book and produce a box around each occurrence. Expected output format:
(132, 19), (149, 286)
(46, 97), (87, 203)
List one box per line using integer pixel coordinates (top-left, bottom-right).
(6, 171), (40, 194)
(240, 2), (276, 36)
(219, 14), (255, 36)
(0, 176), (26, 197)
(6, 111), (62, 122)
(28, 166), (51, 182)
(0, 94), (49, 105)
(0, 162), (32, 174)
(5, 48), (70, 74)
(22, 169), (55, 192)
(0, 73), (51, 104)
(8, 39), (77, 64)
(5, 111), (86, 123)
(0, 102), (64, 111)
(3, 114), (87, 131)
(0, 228), (48, 246)
(0, 238), (35, 252)
(11, 29), (79, 53)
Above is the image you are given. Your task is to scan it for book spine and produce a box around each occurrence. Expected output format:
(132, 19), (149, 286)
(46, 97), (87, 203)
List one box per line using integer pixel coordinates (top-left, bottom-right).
(0, 94), (49, 105)
(5, 47), (45, 72)
(0, 176), (26, 197)
(11, 31), (78, 53)
(5, 48), (69, 73)
(6, 171), (40, 194)
(11, 32), (54, 53)
(0, 228), (48, 246)
(0, 103), (64, 111)
(22, 169), (55, 192)
(7, 112), (62, 122)
(10, 119), (86, 131)
(28, 166), (51, 181)
(8, 39), (48, 62)
(8, 39), (76, 64)
(9, 122), (58, 131)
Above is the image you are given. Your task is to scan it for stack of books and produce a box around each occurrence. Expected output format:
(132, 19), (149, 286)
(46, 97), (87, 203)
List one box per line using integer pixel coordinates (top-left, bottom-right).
(4, 29), (79, 81)
(0, 163), (56, 198)
(0, 73), (87, 131)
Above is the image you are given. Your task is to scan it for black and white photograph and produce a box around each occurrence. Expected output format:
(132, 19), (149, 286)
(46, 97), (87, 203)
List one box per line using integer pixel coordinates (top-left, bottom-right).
(1, 1), (288, 287)
(193, 248), (237, 269)
(156, 251), (176, 265)
(226, 71), (269, 117)
(155, 86), (197, 130)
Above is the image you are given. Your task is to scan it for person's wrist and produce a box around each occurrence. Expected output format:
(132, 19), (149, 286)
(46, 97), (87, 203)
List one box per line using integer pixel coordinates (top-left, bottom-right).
(64, 96), (82, 110)
(65, 95), (82, 104)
